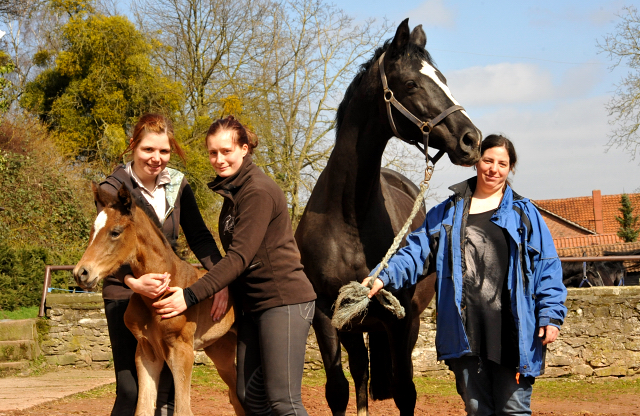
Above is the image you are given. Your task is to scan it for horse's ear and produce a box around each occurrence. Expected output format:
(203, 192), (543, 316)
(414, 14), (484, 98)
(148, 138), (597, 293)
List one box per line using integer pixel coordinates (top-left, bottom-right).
(389, 18), (411, 58)
(92, 182), (116, 208)
(409, 24), (426, 48)
(116, 184), (134, 214)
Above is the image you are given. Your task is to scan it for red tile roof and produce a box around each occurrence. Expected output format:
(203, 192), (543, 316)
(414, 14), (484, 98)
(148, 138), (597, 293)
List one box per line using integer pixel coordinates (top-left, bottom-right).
(553, 233), (623, 249)
(533, 192), (640, 235)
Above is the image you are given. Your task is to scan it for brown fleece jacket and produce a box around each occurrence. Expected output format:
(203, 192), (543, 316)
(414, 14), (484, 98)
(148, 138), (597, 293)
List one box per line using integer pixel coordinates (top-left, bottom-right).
(187, 155), (316, 312)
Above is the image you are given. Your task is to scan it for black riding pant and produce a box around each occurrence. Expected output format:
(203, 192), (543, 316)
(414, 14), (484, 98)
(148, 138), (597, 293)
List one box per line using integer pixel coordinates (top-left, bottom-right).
(104, 298), (175, 416)
(236, 301), (315, 416)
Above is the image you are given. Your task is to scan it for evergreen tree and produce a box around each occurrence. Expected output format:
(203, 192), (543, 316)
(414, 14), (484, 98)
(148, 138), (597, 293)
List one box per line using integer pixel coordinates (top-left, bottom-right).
(616, 193), (640, 242)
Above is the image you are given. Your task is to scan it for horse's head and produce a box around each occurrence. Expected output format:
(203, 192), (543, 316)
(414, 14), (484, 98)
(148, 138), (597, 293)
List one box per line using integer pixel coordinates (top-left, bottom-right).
(73, 183), (140, 291)
(379, 19), (481, 165)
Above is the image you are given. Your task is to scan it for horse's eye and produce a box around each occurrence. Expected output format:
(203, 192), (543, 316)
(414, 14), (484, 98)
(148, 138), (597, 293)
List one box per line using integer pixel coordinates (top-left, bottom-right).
(406, 80), (418, 90)
(110, 230), (121, 238)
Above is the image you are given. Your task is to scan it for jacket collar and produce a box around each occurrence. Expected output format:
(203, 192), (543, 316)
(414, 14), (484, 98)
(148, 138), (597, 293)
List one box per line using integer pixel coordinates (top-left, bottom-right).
(449, 176), (528, 239)
(448, 176), (525, 208)
(208, 154), (255, 198)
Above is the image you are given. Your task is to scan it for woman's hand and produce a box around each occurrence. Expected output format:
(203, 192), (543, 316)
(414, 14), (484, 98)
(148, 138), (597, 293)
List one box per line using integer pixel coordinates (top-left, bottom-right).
(210, 287), (229, 322)
(361, 276), (384, 299)
(152, 286), (186, 319)
(125, 273), (170, 299)
(538, 325), (559, 345)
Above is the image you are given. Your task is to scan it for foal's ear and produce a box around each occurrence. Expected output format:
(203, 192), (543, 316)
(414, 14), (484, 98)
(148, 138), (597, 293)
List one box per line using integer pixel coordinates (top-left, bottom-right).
(92, 182), (115, 208)
(389, 18), (411, 58)
(116, 184), (134, 214)
(409, 24), (426, 48)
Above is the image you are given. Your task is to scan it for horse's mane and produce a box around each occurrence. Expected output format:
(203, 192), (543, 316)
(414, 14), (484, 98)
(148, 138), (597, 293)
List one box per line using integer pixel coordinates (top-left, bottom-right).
(335, 38), (436, 135)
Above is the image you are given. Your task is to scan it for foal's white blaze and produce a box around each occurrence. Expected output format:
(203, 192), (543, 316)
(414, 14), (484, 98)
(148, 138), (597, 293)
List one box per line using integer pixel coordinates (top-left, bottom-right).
(90, 211), (108, 245)
(420, 61), (470, 120)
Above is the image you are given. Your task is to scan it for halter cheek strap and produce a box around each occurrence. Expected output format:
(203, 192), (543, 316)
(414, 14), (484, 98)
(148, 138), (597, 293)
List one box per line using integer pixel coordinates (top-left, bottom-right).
(378, 52), (464, 165)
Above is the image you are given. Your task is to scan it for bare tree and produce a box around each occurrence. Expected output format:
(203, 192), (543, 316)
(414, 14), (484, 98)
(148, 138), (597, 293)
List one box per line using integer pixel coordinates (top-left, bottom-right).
(598, 6), (640, 159)
(241, 0), (390, 225)
(0, 0), (24, 19)
(132, 0), (270, 143)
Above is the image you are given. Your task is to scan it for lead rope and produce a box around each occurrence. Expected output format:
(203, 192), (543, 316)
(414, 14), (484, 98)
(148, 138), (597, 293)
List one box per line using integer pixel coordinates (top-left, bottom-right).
(331, 163), (434, 330)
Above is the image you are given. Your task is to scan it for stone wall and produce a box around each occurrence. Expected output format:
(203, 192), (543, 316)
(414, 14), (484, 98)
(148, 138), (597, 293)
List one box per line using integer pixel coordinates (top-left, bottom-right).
(43, 293), (112, 369)
(43, 287), (640, 377)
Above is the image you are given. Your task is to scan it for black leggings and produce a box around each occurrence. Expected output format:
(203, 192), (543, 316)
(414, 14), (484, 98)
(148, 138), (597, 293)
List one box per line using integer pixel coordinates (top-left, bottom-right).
(104, 298), (175, 416)
(236, 301), (314, 416)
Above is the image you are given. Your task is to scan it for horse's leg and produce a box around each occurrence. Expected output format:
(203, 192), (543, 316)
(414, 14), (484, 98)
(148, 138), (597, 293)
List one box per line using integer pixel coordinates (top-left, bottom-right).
(314, 297), (350, 416)
(204, 331), (244, 416)
(134, 338), (164, 416)
(338, 332), (369, 416)
(386, 316), (417, 416)
(166, 341), (195, 416)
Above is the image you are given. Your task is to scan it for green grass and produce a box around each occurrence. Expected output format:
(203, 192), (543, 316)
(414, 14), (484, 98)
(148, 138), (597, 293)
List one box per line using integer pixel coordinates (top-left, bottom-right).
(191, 366), (640, 399)
(0, 306), (39, 320)
(32, 366), (640, 405)
(534, 377), (640, 400)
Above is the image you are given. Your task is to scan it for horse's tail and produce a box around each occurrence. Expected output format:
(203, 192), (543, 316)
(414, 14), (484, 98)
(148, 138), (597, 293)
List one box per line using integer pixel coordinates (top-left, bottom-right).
(368, 331), (393, 400)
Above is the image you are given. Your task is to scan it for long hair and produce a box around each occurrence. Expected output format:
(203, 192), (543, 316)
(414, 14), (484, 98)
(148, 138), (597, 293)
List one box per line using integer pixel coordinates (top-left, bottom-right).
(120, 114), (185, 162)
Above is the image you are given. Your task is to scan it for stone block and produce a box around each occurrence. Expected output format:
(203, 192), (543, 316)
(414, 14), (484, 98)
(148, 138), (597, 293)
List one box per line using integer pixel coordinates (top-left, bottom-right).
(547, 354), (573, 367)
(46, 353), (78, 366)
(92, 350), (112, 362)
(571, 364), (594, 376)
(540, 366), (569, 378)
(194, 351), (212, 365)
(594, 365), (627, 377)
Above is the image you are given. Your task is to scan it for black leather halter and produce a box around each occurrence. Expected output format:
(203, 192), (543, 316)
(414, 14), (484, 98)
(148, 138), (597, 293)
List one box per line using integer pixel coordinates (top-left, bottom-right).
(378, 51), (465, 165)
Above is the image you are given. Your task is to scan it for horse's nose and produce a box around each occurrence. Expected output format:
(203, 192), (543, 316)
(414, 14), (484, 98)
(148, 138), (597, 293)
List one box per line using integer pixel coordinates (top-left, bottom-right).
(459, 127), (482, 161)
(74, 265), (90, 285)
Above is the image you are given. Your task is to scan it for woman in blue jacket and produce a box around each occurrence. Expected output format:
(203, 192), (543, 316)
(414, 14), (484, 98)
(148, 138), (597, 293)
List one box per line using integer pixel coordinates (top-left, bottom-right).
(363, 134), (567, 416)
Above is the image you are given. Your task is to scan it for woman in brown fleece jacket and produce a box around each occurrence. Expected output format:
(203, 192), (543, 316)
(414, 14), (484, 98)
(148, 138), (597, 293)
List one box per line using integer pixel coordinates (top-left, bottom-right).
(154, 115), (316, 416)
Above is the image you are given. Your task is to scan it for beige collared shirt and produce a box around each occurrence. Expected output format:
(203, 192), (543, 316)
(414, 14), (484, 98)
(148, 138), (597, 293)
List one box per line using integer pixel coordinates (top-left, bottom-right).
(125, 162), (171, 224)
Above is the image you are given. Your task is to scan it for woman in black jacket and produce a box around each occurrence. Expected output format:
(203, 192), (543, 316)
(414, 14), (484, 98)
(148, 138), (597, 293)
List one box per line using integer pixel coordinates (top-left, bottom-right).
(154, 115), (317, 416)
(99, 114), (228, 416)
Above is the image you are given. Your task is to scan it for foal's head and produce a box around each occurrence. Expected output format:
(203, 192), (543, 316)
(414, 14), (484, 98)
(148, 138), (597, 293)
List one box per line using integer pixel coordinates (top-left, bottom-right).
(73, 183), (165, 291)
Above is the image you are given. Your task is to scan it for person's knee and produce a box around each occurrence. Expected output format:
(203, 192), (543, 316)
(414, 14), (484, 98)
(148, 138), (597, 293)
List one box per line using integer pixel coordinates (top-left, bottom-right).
(116, 380), (138, 406)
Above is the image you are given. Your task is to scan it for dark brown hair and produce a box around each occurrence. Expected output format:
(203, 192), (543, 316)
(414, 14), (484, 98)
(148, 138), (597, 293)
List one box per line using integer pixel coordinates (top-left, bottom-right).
(121, 114), (185, 162)
(206, 115), (258, 154)
(481, 134), (517, 172)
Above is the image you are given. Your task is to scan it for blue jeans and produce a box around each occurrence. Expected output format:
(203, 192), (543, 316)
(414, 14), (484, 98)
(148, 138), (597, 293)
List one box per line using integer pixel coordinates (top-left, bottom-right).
(449, 356), (532, 416)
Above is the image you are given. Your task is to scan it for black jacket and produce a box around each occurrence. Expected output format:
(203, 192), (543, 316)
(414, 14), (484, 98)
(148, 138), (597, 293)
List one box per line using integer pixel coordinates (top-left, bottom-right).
(188, 155), (316, 312)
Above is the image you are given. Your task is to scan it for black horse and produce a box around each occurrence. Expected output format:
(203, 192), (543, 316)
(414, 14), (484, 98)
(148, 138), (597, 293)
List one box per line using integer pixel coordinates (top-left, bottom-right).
(562, 260), (626, 287)
(295, 20), (481, 416)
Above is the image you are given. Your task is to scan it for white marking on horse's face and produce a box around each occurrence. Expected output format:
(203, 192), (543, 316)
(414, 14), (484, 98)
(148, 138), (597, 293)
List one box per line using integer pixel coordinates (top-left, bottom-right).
(419, 61), (470, 120)
(91, 211), (108, 245)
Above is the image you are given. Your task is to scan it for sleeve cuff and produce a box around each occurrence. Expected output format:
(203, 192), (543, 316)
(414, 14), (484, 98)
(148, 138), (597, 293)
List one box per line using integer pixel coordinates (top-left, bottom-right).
(183, 287), (199, 308)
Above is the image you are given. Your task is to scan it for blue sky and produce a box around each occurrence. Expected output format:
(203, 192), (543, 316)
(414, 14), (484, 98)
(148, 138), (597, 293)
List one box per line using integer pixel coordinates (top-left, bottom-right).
(339, 0), (639, 206)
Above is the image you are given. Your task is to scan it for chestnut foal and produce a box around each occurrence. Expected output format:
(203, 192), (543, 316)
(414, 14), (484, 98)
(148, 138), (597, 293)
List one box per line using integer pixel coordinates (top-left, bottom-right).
(74, 184), (243, 416)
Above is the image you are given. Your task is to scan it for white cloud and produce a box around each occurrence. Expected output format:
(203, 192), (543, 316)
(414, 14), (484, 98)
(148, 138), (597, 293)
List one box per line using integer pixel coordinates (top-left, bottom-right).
(445, 61), (605, 108)
(408, 0), (456, 29)
(422, 94), (639, 209)
(446, 63), (555, 106)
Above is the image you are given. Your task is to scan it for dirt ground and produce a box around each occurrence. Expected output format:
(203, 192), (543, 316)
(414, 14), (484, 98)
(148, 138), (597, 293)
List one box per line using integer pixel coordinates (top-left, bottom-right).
(2, 380), (639, 416)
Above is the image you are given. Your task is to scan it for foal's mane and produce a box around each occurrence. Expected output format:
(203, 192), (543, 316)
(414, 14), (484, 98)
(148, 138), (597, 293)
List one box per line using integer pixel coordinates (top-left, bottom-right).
(335, 38), (436, 135)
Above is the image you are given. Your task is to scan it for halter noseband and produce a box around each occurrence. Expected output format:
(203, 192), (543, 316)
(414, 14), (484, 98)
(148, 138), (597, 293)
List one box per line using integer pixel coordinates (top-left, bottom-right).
(378, 51), (465, 165)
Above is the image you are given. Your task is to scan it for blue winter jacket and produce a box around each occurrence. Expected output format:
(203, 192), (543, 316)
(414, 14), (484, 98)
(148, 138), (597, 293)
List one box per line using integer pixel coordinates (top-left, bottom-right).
(375, 177), (567, 377)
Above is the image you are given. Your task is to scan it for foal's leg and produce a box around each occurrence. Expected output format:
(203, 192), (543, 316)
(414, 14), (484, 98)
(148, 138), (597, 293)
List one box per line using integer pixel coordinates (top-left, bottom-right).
(166, 342), (195, 416)
(314, 297), (350, 416)
(135, 339), (164, 416)
(339, 332), (369, 416)
(204, 332), (244, 416)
